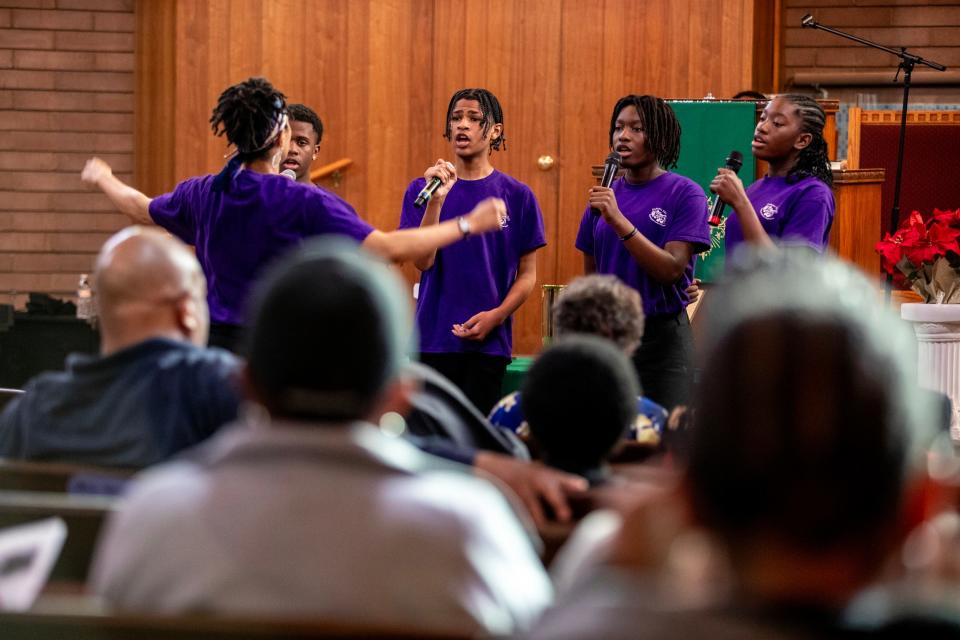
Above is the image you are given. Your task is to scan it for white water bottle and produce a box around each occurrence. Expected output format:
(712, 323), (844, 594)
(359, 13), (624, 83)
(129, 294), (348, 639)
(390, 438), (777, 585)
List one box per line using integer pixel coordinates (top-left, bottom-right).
(77, 274), (94, 321)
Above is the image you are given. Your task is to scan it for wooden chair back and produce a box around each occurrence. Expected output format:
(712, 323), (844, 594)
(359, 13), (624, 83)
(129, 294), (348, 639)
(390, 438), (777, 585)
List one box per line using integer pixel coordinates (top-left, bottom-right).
(3, 594), (474, 639)
(0, 490), (115, 583)
(0, 459), (131, 495)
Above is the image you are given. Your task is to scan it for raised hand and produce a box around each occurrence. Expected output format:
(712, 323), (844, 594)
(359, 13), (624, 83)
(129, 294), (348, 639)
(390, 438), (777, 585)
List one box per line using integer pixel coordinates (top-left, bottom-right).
(465, 197), (508, 234)
(81, 157), (113, 187)
(424, 159), (457, 200)
(710, 167), (748, 208)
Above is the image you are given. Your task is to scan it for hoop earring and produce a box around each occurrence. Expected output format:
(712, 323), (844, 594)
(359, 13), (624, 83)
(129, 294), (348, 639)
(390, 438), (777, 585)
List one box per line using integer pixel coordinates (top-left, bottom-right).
(271, 150), (282, 170)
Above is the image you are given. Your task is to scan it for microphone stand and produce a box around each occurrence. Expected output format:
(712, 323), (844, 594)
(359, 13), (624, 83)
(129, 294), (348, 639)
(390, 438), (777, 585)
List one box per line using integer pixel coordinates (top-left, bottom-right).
(800, 14), (947, 296)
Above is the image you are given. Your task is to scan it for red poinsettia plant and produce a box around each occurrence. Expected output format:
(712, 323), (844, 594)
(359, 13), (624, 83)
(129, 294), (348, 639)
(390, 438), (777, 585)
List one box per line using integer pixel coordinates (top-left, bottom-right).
(876, 208), (960, 303)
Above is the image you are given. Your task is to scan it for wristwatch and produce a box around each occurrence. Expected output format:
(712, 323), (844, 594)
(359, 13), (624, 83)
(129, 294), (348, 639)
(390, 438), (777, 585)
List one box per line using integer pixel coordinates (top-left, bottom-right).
(457, 216), (472, 238)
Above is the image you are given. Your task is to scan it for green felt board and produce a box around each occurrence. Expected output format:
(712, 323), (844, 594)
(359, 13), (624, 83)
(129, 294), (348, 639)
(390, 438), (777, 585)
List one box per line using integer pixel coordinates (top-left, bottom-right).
(669, 101), (757, 282)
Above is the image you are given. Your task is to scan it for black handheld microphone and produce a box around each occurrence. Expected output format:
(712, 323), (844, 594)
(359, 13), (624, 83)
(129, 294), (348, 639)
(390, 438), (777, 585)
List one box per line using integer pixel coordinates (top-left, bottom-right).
(413, 161), (456, 208)
(591, 151), (622, 216)
(413, 177), (442, 208)
(708, 150), (744, 227)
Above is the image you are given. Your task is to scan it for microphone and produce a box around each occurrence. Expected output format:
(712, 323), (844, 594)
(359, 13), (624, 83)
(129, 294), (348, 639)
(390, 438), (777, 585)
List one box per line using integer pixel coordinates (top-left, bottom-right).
(413, 177), (442, 208)
(708, 150), (744, 227)
(800, 13), (816, 28)
(281, 169), (296, 180)
(413, 161), (456, 208)
(591, 151), (622, 216)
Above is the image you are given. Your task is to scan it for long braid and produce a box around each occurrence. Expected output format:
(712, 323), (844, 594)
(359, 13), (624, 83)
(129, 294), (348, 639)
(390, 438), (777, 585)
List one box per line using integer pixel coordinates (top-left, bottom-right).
(443, 88), (506, 152)
(782, 94), (833, 188)
(608, 95), (682, 170)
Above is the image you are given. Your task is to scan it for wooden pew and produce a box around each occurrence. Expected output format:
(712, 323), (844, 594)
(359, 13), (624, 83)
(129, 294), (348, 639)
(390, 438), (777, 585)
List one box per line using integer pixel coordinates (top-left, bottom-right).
(0, 490), (115, 583)
(0, 459), (131, 495)
(3, 594), (475, 640)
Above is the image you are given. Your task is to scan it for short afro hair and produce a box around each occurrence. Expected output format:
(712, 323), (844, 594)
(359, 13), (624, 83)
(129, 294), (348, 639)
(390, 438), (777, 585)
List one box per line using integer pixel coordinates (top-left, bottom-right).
(522, 335), (639, 476)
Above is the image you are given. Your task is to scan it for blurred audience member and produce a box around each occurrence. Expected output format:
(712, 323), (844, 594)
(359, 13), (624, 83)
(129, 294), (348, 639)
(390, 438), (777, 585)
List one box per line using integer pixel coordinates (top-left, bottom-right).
(92, 238), (551, 635)
(490, 274), (667, 452)
(531, 249), (944, 639)
(0, 227), (239, 467)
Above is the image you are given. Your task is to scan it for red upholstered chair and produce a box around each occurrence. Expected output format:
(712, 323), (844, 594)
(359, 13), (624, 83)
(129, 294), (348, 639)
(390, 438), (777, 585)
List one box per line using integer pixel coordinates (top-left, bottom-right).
(847, 108), (960, 225)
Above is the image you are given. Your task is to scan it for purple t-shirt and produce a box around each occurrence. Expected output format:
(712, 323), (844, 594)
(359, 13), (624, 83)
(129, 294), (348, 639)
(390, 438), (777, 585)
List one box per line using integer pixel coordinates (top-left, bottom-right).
(399, 170), (546, 358)
(575, 172), (710, 317)
(149, 170), (374, 325)
(725, 175), (835, 260)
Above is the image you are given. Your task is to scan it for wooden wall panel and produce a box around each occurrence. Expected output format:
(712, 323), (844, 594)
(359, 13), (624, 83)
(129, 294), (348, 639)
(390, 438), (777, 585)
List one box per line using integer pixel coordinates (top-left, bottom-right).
(134, 0), (760, 354)
(430, 0), (562, 355)
(134, 0), (175, 197)
(781, 0), (960, 103)
(556, 0), (757, 288)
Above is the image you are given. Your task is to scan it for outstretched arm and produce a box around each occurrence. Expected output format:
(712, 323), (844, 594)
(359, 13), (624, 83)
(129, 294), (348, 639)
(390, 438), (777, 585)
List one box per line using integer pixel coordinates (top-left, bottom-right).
(81, 158), (153, 226)
(363, 196), (506, 264)
(474, 451), (588, 527)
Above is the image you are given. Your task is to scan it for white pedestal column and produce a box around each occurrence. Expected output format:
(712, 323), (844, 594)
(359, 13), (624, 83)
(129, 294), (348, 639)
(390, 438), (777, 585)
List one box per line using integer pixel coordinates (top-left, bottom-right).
(902, 303), (960, 441)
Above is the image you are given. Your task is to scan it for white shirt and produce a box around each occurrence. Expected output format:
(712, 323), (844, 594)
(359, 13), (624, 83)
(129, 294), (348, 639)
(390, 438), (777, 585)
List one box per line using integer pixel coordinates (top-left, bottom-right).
(91, 419), (552, 635)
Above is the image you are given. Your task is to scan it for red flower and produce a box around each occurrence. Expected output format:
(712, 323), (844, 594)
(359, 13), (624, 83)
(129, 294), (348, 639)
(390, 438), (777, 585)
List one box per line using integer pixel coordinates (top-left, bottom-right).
(875, 208), (960, 279)
(876, 232), (903, 274)
(932, 208), (960, 227)
(930, 219), (960, 254)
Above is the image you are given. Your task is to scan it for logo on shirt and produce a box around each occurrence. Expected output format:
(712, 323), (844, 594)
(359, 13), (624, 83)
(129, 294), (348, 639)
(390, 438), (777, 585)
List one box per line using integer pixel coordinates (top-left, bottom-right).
(649, 208), (668, 227)
(760, 203), (778, 220)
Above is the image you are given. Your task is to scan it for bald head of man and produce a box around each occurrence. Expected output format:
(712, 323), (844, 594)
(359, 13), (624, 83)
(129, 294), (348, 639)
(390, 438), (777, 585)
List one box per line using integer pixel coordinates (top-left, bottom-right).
(94, 227), (209, 355)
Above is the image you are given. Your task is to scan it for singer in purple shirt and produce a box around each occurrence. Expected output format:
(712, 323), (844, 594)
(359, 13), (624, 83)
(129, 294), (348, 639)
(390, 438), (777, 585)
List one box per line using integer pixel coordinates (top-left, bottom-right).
(400, 88), (546, 415)
(81, 78), (508, 351)
(576, 95), (710, 411)
(711, 94), (835, 259)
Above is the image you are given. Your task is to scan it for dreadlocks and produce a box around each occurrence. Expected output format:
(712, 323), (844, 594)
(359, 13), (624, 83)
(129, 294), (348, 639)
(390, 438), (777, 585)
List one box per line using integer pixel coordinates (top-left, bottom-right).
(781, 94), (833, 188)
(608, 95), (682, 170)
(288, 103), (324, 145)
(209, 77), (287, 161)
(443, 88), (506, 152)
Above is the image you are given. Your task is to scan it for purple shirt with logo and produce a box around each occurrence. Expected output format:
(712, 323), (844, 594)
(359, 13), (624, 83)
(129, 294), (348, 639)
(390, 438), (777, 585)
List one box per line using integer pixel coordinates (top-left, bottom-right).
(149, 170), (374, 325)
(399, 170), (546, 358)
(576, 172), (710, 317)
(725, 175), (834, 260)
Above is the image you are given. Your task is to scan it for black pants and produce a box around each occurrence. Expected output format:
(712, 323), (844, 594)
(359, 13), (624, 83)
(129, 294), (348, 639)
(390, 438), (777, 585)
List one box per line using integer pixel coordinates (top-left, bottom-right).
(631, 311), (693, 412)
(208, 322), (244, 354)
(418, 352), (511, 417)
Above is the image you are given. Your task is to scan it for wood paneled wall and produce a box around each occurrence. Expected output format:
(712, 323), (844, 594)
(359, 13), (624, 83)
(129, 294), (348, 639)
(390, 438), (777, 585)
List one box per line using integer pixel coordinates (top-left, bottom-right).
(782, 0), (960, 104)
(136, 0), (764, 354)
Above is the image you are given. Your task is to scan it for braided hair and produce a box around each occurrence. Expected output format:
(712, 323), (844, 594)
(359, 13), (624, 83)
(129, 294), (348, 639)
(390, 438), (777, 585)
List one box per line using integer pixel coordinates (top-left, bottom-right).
(288, 103), (324, 145)
(209, 78), (287, 191)
(781, 94), (833, 187)
(209, 77), (287, 162)
(608, 95), (682, 170)
(443, 88), (506, 152)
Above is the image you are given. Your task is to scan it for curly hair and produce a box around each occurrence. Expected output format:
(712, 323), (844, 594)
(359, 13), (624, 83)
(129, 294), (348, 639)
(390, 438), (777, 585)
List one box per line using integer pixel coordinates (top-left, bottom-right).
(443, 88), (505, 152)
(780, 94), (833, 188)
(209, 77), (287, 161)
(287, 103), (324, 145)
(608, 94), (682, 170)
(553, 274), (644, 355)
